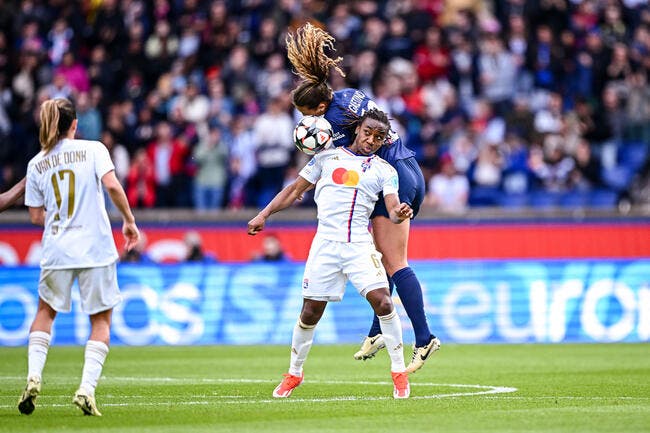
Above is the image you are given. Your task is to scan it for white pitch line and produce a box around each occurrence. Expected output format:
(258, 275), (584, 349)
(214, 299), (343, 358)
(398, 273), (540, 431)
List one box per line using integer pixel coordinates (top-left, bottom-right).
(0, 375), (507, 388)
(0, 376), (518, 407)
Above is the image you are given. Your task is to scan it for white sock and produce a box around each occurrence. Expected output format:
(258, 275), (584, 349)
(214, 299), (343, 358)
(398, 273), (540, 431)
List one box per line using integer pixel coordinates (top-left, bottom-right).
(80, 340), (109, 395)
(378, 310), (405, 372)
(288, 319), (316, 377)
(27, 331), (51, 380)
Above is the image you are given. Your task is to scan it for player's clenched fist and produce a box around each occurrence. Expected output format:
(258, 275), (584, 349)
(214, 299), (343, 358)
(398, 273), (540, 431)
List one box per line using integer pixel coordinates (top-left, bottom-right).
(247, 214), (266, 235)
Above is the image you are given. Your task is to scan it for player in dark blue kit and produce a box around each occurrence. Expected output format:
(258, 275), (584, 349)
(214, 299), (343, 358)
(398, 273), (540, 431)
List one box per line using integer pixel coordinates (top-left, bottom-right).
(286, 23), (440, 373)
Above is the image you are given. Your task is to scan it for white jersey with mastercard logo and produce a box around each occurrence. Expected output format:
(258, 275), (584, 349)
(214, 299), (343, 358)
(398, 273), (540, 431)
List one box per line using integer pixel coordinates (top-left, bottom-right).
(25, 138), (118, 269)
(299, 146), (399, 243)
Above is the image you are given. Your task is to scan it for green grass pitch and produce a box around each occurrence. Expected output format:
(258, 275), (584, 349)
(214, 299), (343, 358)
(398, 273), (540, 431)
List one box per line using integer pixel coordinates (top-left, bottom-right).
(0, 343), (648, 433)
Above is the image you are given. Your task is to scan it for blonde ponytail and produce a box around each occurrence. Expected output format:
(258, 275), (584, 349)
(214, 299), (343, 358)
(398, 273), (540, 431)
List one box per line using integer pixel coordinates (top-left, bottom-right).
(286, 22), (345, 84)
(39, 98), (76, 153)
(286, 23), (345, 109)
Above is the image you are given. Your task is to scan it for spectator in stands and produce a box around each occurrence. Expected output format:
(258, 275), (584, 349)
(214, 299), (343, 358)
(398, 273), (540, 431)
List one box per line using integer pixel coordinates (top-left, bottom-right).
(251, 16), (283, 64)
(250, 95), (294, 208)
(478, 31), (517, 116)
(622, 69), (650, 143)
(577, 29), (610, 102)
(103, 131), (130, 185)
(504, 94), (535, 144)
(379, 16), (414, 63)
(601, 3), (628, 47)
(413, 26), (450, 84)
(227, 115), (257, 209)
(501, 132), (531, 195)
(471, 99), (505, 147)
(75, 92), (102, 141)
(206, 75), (234, 129)
(529, 135), (575, 192)
(183, 230), (216, 263)
(47, 18), (73, 67)
(145, 19), (178, 74)
(46, 73), (73, 100)
(534, 91), (565, 137)
(174, 80), (210, 138)
(255, 52), (292, 103)
(192, 125), (228, 211)
(570, 137), (602, 191)
(448, 32), (480, 113)
(252, 233), (289, 262)
(54, 51), (90, 95)
(146, 121), (176, 207)
(626, 157), (650, 208)
(126, 148), (156, 209)
(0, 0), (649, 211)
(425, 153), (469, 213)
(468, 142), (504, 192)
(221, 45), (259, 111)
(605, 43), (633, 86)
(525, 24), (560, 92)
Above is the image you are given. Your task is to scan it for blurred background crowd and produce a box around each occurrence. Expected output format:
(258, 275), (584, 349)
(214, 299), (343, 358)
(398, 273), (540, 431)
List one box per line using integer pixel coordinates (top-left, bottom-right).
(0, 0), (649, 213)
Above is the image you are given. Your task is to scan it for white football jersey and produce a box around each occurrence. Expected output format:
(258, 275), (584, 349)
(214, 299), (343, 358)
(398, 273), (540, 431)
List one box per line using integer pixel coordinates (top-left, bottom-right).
(299, 147), (399, 243)
(25, 138), (118, 269)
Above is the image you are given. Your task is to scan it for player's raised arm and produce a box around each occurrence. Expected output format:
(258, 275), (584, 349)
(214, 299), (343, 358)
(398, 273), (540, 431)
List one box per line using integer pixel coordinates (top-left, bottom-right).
(384, 193), (413, 224)
(0, 177), (26, 212)
(247, 176), (314, 235)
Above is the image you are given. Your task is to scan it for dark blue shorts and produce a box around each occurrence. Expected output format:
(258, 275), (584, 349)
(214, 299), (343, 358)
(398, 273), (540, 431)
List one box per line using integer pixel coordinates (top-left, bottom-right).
(371, 157), (425, 219)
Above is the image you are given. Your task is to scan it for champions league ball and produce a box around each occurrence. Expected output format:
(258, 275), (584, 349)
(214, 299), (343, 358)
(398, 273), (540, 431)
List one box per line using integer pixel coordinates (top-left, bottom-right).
(293, 115), (333, 155)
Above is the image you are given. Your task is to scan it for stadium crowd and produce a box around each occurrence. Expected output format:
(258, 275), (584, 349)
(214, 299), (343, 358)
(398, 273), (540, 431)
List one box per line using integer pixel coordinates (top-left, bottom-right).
(0, 0), (649, 212)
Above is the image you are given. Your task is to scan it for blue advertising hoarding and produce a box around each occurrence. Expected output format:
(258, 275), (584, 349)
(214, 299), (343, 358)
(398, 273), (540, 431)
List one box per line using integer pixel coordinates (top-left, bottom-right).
(0, 260), (648, 346)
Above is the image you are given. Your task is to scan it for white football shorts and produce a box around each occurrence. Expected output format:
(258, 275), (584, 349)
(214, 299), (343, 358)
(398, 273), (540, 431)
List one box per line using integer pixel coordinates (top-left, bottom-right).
(302, 235), (389, 302)
(38, 261), (122, 314)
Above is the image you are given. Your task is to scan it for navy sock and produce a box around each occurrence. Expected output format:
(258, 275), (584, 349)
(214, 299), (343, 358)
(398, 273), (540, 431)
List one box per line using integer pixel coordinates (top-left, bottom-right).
(392, 267), (431, 347)
(367, 277), (393, 338)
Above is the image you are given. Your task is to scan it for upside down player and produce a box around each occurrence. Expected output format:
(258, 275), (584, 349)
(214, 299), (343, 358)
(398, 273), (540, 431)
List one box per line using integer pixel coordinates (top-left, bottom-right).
(248, 109), (412, 399)
(286, 23), (440, 373)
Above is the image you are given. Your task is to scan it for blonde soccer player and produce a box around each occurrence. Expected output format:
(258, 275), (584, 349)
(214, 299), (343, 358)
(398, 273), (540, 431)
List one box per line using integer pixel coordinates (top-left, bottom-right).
(18, 97), (140, 416)
(248, 109), (412, 399)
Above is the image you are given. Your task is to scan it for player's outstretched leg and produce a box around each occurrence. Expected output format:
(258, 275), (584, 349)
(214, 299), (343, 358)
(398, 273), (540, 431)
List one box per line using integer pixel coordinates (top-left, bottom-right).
(17, 376), (41, 415)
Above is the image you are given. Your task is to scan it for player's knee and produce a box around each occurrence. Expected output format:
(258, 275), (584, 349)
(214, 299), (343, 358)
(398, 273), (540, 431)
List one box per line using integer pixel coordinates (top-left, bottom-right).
(381, 255), (408, 277)
(373, 295), (394, 317)
(299, 305), (322, 325)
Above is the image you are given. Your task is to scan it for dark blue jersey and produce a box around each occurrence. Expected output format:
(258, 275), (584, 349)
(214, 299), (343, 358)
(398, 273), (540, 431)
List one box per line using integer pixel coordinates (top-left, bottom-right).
(324, 89), (415, 164)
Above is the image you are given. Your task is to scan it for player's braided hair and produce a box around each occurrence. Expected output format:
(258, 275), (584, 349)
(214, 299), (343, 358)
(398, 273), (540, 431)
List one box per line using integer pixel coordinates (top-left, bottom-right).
(358, 108), (390, 128)
(286, 23), (346, 109)
(39, 98), (76, 154)
(351, 108), (393, 147)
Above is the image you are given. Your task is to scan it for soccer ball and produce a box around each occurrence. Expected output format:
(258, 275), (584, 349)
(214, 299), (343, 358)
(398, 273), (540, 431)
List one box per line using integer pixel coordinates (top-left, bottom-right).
(293, 115), (333, 155)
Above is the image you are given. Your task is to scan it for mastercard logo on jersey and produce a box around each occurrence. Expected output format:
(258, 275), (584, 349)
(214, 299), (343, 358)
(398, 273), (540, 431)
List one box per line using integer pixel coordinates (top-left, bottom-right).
(332, 168), (359, 186)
